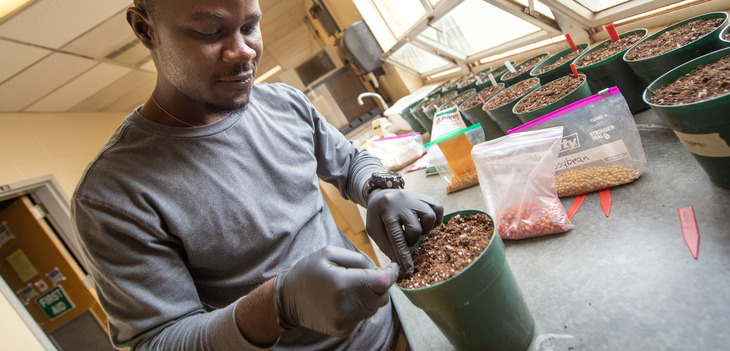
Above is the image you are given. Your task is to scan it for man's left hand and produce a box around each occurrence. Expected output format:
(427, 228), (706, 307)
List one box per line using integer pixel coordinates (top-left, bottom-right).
(366, 189), (444, 275)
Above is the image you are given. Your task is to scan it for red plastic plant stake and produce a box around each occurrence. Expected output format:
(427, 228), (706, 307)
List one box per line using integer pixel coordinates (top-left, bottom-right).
(565, 33), (578, 52)
(477, 94), (489, 110)
(678, 206), (700, 259)
(570, 63), (579, 78)
(567, 193), (587, 220)
(599, 189), (611, 217)
(605, 24), (620, 42)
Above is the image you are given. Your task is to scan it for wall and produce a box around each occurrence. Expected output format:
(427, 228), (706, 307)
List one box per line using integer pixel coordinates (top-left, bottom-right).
(0, 112), (126, 197)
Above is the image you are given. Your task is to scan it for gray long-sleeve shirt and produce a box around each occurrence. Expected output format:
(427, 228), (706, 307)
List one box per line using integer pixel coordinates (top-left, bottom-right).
(71, 82), (394, 350)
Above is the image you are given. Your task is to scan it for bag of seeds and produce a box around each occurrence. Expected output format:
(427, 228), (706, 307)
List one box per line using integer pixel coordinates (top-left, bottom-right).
(472, 126), (573, 240)
(509, 87), (646, 197)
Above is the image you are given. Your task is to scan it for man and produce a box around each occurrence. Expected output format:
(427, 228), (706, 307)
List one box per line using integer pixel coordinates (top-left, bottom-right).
(70, 0), (443, 350)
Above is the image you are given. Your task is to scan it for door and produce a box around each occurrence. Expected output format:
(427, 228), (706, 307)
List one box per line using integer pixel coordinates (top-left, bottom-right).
(0, 196), (113, 350)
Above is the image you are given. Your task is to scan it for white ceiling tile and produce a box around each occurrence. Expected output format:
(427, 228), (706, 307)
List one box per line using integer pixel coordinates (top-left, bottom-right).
(0, 0), (132, 49)
(25, 63), (132, 112)
(0, 53), (96, 112)
(61, 10), (135, 59)
(0, 39), (51, 82)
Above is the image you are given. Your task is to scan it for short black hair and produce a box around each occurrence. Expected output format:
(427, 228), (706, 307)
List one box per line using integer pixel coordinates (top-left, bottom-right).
(133, 0), (156, 16)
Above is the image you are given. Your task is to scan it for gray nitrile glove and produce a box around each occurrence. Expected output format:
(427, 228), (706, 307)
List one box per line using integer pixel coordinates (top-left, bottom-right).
(365, 189), (444, 275)
(273, 246), (399, 338)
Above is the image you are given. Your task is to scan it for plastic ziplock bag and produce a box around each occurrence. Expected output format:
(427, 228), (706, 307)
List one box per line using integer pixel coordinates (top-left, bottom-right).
(367, 133), (425, 171)
(509, 87), (646, 197)
(472, 126), (573, 240)
(425, 123), (485, 193)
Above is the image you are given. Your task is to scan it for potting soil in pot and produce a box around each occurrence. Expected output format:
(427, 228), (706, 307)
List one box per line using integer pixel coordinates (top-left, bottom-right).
(441, 91), (473, 110)
(576, 34), (644, 67)
(648, 54), (730, 105)
(625, 18), (724, 61)
(535, 49), (584, 74)
(514, 74), (586, 113)
(489, 78), (540, 108)
(461, 84), (503, 110)
(501, 56), (546, 81)
(397, 213), (493, 289)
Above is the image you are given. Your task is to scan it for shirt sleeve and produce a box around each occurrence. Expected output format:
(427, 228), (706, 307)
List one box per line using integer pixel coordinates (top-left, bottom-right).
(287, 86), (386, 207)
(71, 197), (269, 351)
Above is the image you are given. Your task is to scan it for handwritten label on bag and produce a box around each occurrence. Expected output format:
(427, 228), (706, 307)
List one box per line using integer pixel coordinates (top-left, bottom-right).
(673, 131), (730, 157)
(555, 140), (630, 170)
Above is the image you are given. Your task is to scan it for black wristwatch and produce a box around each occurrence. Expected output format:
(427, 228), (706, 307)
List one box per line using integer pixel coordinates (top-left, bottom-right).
(364, 171), (405, 198)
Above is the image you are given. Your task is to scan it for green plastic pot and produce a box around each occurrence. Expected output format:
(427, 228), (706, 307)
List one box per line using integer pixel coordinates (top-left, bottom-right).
(426, 91), (459, 122)
(721, 25), (730, 46)
(459, 92), (506, 141)
(530, 43), (589, 84)
(574, 28), (649, 113)
(644, 47), (730, 188)
(499, 53), (549, 86)
(399, 210), (535, 351)
(486, 78), (542, 134)
(624, 12), (729, 88)
(411, 95), (440, 134)
(514, 74), (592, 124)
(437, 88), (476, 127)
(456, 74), (480, 93)
(491, 61), (516, 84)
(401, 99), (428, 134)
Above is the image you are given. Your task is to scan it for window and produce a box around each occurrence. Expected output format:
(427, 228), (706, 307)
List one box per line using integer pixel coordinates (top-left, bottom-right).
(573, 0), (631, 12)
(389, 42), (454, 75)
(358, 0), (721, 78)
(417, 0), (542, 57)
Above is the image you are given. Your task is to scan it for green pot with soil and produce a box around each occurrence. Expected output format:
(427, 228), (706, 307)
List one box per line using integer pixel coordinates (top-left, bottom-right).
(513, 74), (592, 124)
(624, 12), (729, 88)
(439, 88), (478, 127)
(411, 95), (441, 134)
(530, 43), (589, 84)
(486, 78), (542, 134)
(459, 85), (507, 140)
(398, 210), (534, 351)
(499, 53), (549, 86)
(721, 25), (730, 46)
(425, 90), (459, 123)
(401, 99), (428, 134)
(574, 28), (649, 113)
(644, 47), (730, 188)
(456, 74), (480, 93)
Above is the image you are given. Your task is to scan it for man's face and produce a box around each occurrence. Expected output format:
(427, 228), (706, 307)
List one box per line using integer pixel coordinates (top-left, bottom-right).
(149, 0), (263, 112)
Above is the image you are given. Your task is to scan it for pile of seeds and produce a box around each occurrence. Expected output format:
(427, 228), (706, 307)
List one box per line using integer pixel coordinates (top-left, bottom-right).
(555, 165), (639, 197)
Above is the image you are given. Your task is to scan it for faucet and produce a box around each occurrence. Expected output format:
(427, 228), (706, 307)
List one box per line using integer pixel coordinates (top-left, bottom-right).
(357, 92), (389, 112)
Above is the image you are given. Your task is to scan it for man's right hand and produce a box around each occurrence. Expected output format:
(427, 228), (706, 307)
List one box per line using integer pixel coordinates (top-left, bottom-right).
(273, 246), (399, 338)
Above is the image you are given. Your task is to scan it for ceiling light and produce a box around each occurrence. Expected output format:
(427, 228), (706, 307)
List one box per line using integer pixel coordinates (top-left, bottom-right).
(255, 65), (282, 83)
(0, 0), (33, 20)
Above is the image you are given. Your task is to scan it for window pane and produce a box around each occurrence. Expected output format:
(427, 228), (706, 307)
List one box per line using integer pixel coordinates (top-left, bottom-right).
(418, 0), (541, 56)
(373, 0), (426, 38)
(574, 0), (631, 12)
(389, 43), (453, 75)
